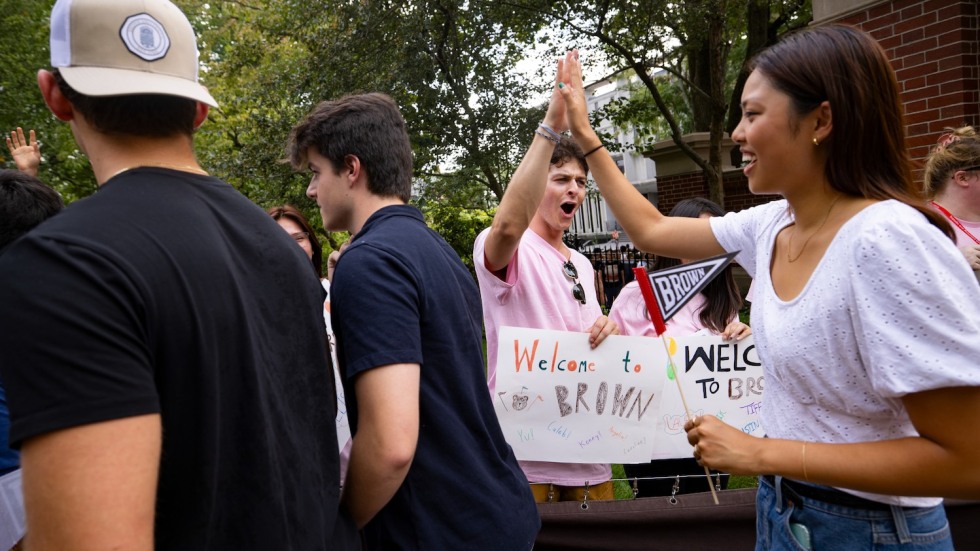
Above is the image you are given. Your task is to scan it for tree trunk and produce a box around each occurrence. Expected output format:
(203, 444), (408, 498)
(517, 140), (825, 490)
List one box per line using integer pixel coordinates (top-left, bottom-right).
(726, 0), (771, 136)
(706, 9), (727, 209)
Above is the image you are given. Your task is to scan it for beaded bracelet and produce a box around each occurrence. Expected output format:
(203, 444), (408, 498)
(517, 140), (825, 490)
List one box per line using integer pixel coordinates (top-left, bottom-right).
(537, 123), (562, 141)
(534, 130), (560, 144)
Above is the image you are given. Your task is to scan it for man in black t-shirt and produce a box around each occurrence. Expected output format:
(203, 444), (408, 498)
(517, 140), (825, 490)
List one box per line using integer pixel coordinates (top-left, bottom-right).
(288, 93), (539, 549)
(0, 1), (356, 549)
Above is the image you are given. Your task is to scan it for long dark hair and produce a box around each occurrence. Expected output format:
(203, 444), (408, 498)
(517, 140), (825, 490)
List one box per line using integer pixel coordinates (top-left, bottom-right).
(267, 205), (323, 277)
(749, 24), (952, 239)
(653, 198), (742, 334)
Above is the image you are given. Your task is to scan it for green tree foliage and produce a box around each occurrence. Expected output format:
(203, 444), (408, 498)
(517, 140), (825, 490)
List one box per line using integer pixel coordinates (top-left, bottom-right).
(589, 70), (694, 154)
(495, 0), (810, 208)
(0, 0), (97, 202)
(1, 0), (808, 261)
(3, 0), (546, 262)
(176, 0), (331, 243)
(180, 0), (547, 257)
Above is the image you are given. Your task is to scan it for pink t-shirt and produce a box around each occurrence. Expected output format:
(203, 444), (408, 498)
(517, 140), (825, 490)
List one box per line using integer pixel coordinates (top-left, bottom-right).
(474, 228), (611, 485)
(929, 202), (980, 281)
(951, 217), (980, 248)
(608, 281), (721, 338)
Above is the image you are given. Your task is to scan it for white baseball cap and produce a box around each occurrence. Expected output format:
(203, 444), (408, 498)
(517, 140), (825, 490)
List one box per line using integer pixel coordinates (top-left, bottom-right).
(50, 0), (218, 107)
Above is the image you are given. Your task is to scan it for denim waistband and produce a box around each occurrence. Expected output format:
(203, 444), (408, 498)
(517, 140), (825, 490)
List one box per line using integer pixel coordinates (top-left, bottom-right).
(762, 475), (892, 511)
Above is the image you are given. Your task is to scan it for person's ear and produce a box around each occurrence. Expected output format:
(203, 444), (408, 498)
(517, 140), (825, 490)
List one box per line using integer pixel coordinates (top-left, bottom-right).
(193, 102), (209, 129)
(37, 70), (74, 122)
(954, 169), (975, 188)
(344, 154), (362, 183)
(812, 100), (833, 145)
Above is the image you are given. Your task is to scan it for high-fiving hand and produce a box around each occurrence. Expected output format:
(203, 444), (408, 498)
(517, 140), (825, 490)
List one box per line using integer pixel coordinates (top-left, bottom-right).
(554, 49), (594, 140)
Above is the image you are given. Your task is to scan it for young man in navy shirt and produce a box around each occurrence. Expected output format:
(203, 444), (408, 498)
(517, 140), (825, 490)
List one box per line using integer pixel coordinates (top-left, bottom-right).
(289, 93), (539, 550)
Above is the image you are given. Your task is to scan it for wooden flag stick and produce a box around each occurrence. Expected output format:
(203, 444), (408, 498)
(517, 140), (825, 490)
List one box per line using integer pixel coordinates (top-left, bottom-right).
(658, 334), (720, 505)
(634, 267), (720, 505)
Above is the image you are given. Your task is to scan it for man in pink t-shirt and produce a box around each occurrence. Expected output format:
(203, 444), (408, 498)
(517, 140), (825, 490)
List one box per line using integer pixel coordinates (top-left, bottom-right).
(473, 70), (618, 503)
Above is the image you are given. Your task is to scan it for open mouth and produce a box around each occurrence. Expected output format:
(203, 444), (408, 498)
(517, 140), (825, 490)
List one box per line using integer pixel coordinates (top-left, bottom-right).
(740, 153), (757, 172)
(560, 202), (576, 215)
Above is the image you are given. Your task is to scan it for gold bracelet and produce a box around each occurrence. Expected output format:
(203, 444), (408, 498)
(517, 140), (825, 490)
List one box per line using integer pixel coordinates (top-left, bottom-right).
(802, 442), (809, 482)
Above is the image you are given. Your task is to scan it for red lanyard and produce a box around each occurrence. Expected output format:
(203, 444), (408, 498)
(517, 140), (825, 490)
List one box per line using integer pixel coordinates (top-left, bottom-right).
(931, 201), (980, 244)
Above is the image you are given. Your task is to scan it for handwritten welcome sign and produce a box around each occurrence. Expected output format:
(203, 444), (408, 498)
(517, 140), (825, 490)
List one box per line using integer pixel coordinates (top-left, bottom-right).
(493, 327), (765, 463)
(493, 327), (666, 463)
(650, 333), (764, 459)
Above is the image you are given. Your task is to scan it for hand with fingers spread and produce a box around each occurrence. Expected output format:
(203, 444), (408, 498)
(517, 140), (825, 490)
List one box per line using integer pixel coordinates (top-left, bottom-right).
(6, 127), (41, 177)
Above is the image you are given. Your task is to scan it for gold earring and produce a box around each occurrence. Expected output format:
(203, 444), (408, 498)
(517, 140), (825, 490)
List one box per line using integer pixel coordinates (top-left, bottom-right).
(813, 137), (820, 146)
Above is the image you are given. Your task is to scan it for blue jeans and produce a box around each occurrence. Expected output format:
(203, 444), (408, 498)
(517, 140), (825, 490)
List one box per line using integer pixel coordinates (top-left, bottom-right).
(756, 476), (952, 550)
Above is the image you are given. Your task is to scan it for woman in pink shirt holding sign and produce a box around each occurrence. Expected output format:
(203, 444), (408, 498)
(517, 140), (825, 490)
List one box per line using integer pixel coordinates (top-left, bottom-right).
(610, 197), (749, 498)
(555, 23), (980, 551)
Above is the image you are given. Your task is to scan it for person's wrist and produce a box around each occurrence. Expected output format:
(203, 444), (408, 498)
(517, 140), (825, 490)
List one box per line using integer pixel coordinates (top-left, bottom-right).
(538, 122), (562, 139)
(580, 135), (603, 153)
(543, 117), (568, 133)
(569, 117), (594, 136)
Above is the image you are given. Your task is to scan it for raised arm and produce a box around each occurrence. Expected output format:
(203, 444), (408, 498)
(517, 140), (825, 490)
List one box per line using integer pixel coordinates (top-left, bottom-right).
(482, 53), (572, 272)
(558, 53), (724, 261)
(6, 128), (41, 177)
(341, 363), (420, 528)
(21, 415), (161, 550)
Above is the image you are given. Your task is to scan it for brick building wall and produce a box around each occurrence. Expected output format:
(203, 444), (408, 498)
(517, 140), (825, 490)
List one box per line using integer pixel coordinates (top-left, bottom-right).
(833, 0), (979, 179)
(652, 0), (977, 215)
(654, 170), (778, 215)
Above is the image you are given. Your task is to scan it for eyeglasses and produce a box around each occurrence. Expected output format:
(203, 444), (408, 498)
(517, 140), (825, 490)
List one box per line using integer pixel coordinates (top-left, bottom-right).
(562, 260), (586, 305)
(290, 232), (310, 243)
(960, 166), (980, 172)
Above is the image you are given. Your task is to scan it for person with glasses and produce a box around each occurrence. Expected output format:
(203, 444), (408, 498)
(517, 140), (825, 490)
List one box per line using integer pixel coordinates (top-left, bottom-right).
(473, 65), (619, 504)
(923, 127), (980, 284)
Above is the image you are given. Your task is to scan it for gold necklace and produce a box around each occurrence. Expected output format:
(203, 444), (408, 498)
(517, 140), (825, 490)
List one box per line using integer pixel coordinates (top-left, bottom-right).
(109, 162), (209, 180)
(786, 194), (843, 263)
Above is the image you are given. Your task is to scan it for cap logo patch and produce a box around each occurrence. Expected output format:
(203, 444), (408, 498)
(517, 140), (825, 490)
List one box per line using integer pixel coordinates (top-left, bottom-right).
(119, 13), (170, 61)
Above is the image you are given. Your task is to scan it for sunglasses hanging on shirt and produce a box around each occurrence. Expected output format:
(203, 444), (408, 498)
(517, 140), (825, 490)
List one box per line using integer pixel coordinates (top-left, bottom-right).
(562, 260), (587, 305)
